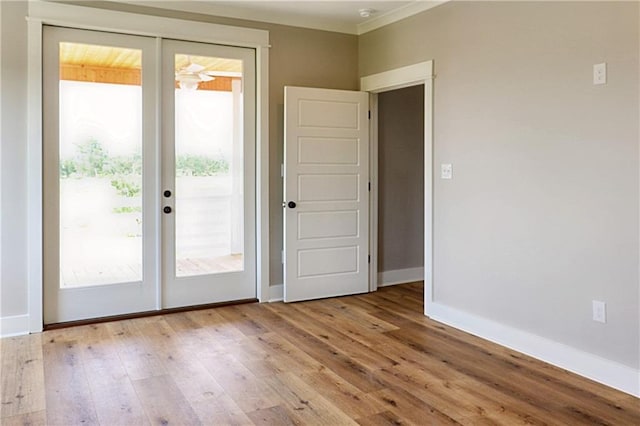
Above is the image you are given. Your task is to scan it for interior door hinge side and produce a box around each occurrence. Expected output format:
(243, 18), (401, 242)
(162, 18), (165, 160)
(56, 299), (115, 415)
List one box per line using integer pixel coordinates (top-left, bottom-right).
(368, 110), (371, 120)
(368, 255), (371, 264)
(368, 182), (371, 191)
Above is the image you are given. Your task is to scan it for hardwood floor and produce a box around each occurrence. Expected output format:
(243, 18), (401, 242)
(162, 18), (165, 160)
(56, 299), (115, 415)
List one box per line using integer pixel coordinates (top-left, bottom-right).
(1, 282), (639, 425)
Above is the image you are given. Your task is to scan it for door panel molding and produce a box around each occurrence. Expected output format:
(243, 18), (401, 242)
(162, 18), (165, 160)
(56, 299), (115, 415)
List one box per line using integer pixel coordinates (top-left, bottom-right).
(283, 86), (369, 302)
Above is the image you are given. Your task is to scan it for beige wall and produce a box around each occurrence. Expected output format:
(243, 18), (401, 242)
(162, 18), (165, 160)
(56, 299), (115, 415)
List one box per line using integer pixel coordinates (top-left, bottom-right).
(1, 0), (29, 317)
(378, 85), (424, 272)
(361, 1), (639, 368)
(0, 0), (359, 321)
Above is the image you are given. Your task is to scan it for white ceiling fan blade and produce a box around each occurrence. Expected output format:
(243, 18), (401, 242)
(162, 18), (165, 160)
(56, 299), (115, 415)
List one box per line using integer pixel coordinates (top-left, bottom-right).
(198, 73), (215, 82)
(176, 74), (200, 83)
(185, 62), (205, 73)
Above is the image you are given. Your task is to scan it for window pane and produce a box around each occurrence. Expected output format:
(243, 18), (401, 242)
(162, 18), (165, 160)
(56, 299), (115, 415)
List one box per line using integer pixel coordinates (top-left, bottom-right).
(174, 54), (244, 277)
(59, 42), (143, 287)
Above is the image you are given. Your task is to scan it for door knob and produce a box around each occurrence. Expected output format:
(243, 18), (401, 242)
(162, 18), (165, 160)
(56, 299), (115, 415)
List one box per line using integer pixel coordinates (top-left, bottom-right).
(287, 201), (297, 209)
(163, 206), (172, 214)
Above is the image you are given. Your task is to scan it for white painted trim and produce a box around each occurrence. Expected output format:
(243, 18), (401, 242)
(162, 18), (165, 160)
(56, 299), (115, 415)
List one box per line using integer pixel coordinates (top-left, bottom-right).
(27, 18), (43, 333)
(378, 267), (424, 287)
(637, 0), (640, 399)
(256, 45), (270, 303)
(269, 284), (284, 303)
(361, 62), (433, 94)
(423, 65), (435, 309)
(360, 61), (434, 307)
(1, 315), (30, 338)
(636, 0), (640, 397)
(368, 94), (379, 292)
(357, 1), (449, 35)
(428, 302), (640, 397)
(107, 0), (449, 36)
(28, 1), (269, 48)
(0, 0), (3, 327)
(111, 0), (358, 35)
(26, 2), (270, 329)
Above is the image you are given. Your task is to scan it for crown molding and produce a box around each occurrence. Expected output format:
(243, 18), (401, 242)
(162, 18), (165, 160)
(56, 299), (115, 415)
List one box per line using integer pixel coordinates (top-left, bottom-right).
(102, 1), (449, 36)
(106, 0), (359, 34)
(357, 1), (448, 35)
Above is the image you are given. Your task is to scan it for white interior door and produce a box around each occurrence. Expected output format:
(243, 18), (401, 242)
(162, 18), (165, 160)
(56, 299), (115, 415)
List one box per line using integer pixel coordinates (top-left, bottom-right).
(161, 40), (256, 308)
(283, 86), (370, 302)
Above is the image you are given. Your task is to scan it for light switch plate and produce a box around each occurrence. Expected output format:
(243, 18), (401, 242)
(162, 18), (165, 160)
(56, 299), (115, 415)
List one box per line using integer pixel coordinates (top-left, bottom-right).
(592, 300), (606, 323)
(593, 63), (606, 85)
(441, 163), (452, 179)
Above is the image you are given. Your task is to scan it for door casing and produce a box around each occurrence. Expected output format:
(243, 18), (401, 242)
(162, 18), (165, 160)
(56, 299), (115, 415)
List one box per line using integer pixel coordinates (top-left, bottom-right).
(26, 1), (270, 332)
(360, 61), (434, 313)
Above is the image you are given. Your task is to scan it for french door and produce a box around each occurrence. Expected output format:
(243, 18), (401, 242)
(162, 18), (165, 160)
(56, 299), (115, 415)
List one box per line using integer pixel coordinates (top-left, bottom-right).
(43, 26), (256, 324)
(161, 39), (256, 308)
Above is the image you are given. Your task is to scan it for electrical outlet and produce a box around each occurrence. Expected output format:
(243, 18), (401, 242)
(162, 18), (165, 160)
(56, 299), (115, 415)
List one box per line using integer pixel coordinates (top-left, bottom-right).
(592, 300), (606, 323)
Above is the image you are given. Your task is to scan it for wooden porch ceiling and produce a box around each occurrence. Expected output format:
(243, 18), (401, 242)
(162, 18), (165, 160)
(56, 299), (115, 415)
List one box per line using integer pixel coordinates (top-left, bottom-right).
(59, 42), (241, 91)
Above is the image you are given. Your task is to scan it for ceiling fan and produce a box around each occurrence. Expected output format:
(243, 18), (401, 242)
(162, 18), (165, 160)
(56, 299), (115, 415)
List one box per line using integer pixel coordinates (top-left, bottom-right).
(175, 59), (215, 90)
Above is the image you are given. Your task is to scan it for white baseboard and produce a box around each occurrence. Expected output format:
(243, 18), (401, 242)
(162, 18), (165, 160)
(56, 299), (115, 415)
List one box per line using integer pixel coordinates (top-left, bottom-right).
(378, 267), (424, 287)
(427, 301), (640, 397)
(269, 283), (284, 302)
(1, 314), (30, 338)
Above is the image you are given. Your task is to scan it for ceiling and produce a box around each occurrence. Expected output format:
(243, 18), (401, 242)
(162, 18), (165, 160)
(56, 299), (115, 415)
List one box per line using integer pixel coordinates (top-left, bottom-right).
(111, 0), (446, 34)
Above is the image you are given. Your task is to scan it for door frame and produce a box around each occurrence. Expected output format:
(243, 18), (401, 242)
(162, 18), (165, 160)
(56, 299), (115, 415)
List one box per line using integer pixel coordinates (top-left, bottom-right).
(360, 61), (434, 314)
(26, 1), (271, 332)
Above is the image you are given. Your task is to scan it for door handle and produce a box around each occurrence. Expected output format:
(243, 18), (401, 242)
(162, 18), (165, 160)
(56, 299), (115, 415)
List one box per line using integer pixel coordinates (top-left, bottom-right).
(287, 201), (297, 209)
(163, 206), (172, 214)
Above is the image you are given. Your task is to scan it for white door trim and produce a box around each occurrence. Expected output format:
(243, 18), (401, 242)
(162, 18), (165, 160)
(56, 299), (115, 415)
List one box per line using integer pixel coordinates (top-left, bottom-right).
(26, 2), (270, 332)
(360, 60), (434, 312)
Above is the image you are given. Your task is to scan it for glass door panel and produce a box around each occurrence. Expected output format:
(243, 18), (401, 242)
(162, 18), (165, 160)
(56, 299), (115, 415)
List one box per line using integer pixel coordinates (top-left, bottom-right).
(173, 54), (244, 277)
(58, 42), (143, 287)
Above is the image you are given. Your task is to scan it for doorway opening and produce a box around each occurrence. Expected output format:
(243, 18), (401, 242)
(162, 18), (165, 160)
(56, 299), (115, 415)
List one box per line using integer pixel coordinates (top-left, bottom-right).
(377, 85), (425, 288)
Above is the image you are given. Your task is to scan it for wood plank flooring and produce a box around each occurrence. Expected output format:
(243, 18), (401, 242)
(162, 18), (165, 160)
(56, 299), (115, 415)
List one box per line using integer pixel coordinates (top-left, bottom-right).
(1, 282), (639, 425)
